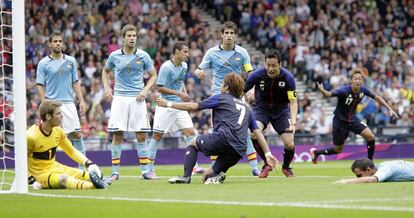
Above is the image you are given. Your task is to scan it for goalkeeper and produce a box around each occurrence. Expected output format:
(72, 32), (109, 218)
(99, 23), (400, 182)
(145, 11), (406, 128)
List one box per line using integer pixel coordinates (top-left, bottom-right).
(27, 100), (106, 189)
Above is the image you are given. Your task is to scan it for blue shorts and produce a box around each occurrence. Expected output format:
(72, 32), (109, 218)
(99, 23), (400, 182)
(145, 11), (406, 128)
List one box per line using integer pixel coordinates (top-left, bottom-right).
(332, 116), (368, 145)
(196, 131), (242, 174)
(253, 107), (290, 135)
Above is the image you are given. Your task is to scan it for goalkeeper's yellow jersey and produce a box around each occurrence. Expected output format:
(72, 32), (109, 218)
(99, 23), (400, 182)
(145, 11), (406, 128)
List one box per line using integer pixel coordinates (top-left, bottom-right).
(27, 124), (87, 176)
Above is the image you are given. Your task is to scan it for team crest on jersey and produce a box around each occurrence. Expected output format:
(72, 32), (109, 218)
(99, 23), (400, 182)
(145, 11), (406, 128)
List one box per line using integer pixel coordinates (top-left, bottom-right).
(260, 80), (265, 91)
(136, 61), (142, 65)
(67, 64), (72, 68)
(359, 93), (364, 98)
(235, 57), (241, 61)
(278, 81), (285, 87)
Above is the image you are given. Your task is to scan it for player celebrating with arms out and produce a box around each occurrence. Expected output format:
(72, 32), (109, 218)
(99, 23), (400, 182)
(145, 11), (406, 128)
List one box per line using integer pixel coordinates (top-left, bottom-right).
(194, 21), (260, 176)
(244, 49), (298, 178)
(310, 69), (398, 163)
(27, 100), (106, 189)
(102, 24), (157, 181)
(158, 73), (278, 184)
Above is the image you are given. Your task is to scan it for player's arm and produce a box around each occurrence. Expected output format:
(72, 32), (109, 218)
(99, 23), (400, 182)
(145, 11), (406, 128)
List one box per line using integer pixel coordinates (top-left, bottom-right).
(334, 176), (378, 184)
(102, 66), (113, 102)
(374, 95), (399, 120)
(156, 97), (199, 111)
(137, 68), (157, 102)
(288, 92), (298, 131)
(242, 49), (253, 76)
(316, 82), (332, 97)
(36, 61), (46, 101)
(243, 70), (260, 103)
(194, 50), (211, 79)
(72, 82), (85, 115)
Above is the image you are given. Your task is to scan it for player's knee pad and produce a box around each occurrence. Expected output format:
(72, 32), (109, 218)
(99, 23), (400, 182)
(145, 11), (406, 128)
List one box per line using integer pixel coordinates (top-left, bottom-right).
(48, 173), (66, 189)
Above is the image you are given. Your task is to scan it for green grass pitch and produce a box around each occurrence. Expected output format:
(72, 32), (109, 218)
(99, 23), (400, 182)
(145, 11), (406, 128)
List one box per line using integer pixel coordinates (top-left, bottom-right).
(1, 160), (414, 218)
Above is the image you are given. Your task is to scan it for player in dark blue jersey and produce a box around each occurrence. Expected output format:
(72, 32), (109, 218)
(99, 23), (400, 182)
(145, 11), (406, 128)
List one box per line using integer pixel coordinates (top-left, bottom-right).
(157, 73), (278, 184)
(244, 49), (298, 178)
(310, 69), (398, 163)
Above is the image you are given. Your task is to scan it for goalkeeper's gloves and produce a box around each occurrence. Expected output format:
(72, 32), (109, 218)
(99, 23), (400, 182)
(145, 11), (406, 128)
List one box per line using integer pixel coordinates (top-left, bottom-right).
(85, 160), (102, 179)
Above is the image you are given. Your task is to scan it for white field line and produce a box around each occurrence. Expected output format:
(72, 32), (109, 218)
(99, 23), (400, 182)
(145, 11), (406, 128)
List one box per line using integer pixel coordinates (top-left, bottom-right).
(121, 175), (338, 179)
(26, 193), (414, 212)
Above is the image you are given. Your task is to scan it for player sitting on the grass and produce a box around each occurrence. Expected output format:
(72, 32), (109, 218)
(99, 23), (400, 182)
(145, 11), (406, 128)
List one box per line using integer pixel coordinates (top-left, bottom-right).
(334, 158), (414, 184)
(157, 73), (279, 184)
(27, 99), (107, 189)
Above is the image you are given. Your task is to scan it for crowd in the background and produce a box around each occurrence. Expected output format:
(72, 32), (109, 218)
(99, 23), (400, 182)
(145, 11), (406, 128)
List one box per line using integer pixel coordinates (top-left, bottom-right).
(18, 0), (414, 148)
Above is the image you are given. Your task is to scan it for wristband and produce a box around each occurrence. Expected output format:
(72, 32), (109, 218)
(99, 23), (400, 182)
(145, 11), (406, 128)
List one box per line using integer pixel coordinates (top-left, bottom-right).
(85, 160), (93, 168)
(265, 152), (273, 158)
(167, 102), (172, 108)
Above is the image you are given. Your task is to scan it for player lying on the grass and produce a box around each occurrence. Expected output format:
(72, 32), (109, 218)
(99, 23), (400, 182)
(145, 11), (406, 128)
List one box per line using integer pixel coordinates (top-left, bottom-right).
(335, 158), (414, 184)
(157, 73), (279, 184)
(27, 100), (107, 189)
(310, 69), (398, 163)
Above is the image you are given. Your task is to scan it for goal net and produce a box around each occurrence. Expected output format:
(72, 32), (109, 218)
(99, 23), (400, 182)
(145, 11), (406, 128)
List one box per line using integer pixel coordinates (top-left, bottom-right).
(0, 0), (27, 193)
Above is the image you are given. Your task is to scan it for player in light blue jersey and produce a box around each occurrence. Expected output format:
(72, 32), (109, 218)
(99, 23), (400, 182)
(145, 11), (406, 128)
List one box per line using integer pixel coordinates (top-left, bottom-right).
(102, 24), (157, 181)
(147, 42), (205, 179)
(194, 21), (259, 176)
(36, 32), (86, 170)
(335, 158), (414, 184)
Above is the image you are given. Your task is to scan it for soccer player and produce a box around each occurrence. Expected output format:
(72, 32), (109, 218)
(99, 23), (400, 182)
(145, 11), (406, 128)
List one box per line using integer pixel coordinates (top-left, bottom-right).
(27, 100), (106, 189)
(310, 69), (398, 163)
(148, 41), (204, 178)
(36, 32), (87, 169)
(102, 24), (157, 180)
(194, 21), (260, 176)
(244, 49), (298, 178)
(158, 73), (279, 184)
(334, 158), (414, 184)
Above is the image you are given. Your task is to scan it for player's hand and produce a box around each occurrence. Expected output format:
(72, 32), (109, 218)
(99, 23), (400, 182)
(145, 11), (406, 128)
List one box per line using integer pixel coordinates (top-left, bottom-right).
(246, 90), (255, 104)
(85, 160), (102, 179)
(316, 82), (324, 91)
(389, 110), (399, 120)
(194, 68), (206, 80)
(156, 97), (168, 107)
(104, 87), (113, 102)
(78, 101), (86, 116)
(179, 92), (191, 102)
(265, 154), (280, 173)
(136, 90), (147, 102)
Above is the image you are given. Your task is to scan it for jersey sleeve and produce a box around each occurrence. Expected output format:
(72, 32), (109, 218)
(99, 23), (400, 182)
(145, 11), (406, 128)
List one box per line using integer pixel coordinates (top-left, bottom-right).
(362, 86), (376, 99)
(156, 64), (169, 86)
(331, 87), (345, 97)
(36, 61), (46, 86)
(143, 52), (155, 72)
(244, 69), (261, 93)
(105, 53), (116, 71)
(248, 111), (259, 131)
(198, 49), (212, 70)
(71, 58), (79, 83)
(241, 49), (253, 73)
(26, 132), (34, 152)
(374, 164), (394, 182)
(286, 73), (297, 100)
(198, 94), (221, 110)
(57, 128), (87, 165)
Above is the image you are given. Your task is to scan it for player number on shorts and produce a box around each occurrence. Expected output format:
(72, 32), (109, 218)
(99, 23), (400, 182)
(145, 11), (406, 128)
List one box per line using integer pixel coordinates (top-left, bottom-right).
(235, 103), (246, 125)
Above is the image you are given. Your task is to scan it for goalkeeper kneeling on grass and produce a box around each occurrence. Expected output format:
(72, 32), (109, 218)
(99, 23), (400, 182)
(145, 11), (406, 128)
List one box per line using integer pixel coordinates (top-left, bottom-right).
(27, 99), (107, 189)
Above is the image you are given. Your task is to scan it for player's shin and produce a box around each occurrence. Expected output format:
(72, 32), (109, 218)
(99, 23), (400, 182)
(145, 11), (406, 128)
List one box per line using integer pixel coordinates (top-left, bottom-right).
(111, 143), (122, 176)
(246, 136), (259, 172)
(184, 145), (199, 177)
(282, 147), (295, 169)
(252, 139), (267, 164)
(69, 135), (86, 170)
(367, 140), (375, 160)
(66, 176), (94, 189)
(137, 141), (150, 174)
(148, 138), (160, 172)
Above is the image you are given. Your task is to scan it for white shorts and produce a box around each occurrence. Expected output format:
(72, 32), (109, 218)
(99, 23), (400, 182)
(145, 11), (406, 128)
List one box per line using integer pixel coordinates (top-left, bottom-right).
(60, 103), (81, 134)
(108, 96), (151, 132)
(152, 105), (193, 133)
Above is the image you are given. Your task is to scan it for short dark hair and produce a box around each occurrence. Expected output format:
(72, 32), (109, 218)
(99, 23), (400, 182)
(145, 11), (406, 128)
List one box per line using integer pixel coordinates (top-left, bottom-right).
(173, 41), (189, 54)
(221, 21), (238, 34)
(223, 73), (244, 98)
(39, 99), (62, 122)
(265, 49), (282, 63)
(48, 32), (63, 43)
(351, 158), (376, 172)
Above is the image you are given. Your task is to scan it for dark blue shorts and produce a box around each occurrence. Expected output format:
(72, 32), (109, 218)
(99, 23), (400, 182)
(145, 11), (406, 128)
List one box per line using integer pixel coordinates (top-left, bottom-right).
(196, 131), (242, 174)
(332, 116), (368, 145)
(253, 107), (290, 135)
